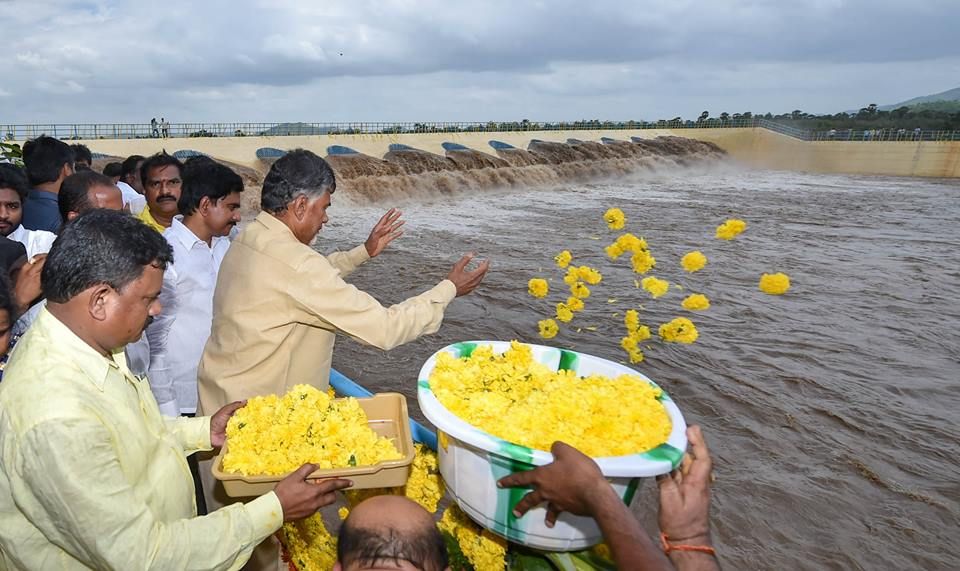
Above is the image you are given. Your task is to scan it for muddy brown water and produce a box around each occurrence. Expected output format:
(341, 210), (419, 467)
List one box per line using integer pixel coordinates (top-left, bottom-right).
(311, 162), (959, 570)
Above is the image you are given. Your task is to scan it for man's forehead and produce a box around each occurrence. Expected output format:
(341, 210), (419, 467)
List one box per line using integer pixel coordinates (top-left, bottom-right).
(148, 164), (180, 179)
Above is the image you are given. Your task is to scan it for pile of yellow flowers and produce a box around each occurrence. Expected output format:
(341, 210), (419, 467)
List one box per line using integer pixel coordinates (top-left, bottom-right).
(429, 341), (672, 456)
(439, 504), (508, 571)
(605, 233), (657, 275)
(222, 385), (401, 476)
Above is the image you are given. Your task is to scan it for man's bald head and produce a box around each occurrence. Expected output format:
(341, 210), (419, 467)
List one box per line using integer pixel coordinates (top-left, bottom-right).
(335, 496), (449, 571)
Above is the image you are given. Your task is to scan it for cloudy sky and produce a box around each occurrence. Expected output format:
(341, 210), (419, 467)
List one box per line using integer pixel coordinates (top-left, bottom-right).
(2, 0), (958, 124)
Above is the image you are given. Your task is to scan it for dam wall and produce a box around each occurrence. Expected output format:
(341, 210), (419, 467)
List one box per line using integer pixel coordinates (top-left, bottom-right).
(46, 127), (960, 178)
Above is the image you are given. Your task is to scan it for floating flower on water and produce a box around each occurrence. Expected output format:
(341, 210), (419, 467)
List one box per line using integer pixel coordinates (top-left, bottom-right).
(659, 317), (699, 344)
(439, 504), (507, 571)
(605, 243), (624, 260)
(570, 282), (591, 299)
(538, 319), (559, 339)
(556, 302), (574, 323)
(563, 267), (579, 286)
(527, 278), (548, 298)
(429, 342), (671, 456)
(641, 276), (670, 299)
(604, 207), (626, 230)
(577, 265), (603, 285)
(631, 249), (657, 274)
(716, 218), (747, 240)
(759, 272), (791, 295)
(616, 233), (647, 252)
(554, 250), (573, 269)
(681, 251), (707, 273)
(223, 385), (401, 476)
(621, 335), (639, 352)
(566, 296), (585, 312)
(681, 293), (711, 311)
(624, 309), (640, 333)
(627, 348), (645, 364)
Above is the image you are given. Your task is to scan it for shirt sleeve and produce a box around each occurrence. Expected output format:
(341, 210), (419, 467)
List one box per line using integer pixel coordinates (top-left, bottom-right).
(164, 415), (212, 455)
(11, 418), (282, 571)
(289, 254), (457, 351)
(325, 244), (370, 278)
(146, 265), (180, 413)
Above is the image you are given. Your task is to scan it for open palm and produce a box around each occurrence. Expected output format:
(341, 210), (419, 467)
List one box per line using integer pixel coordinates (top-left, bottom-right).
(364, 208), (405, 257)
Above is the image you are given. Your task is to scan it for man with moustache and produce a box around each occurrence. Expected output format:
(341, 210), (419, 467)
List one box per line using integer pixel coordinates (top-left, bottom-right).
(0, 210), (352, 570)
(137, 152), (182, 231)
(145, 157), (243, 420)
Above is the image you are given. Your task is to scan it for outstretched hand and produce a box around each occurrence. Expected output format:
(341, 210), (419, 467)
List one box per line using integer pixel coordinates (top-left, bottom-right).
(209, 400), (245, 448)
(497, 441), (612, 528)
(365, 208), (405, 257)
(446, 252), (490, 297)
(657, 425), (714, 543)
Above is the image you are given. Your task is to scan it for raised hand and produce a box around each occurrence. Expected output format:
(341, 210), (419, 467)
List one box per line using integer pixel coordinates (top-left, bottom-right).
(657, 425), (714, 544)
(364, 208), (405, 258)
(445, 252), (490, 297)
(274, 464), (353, 522)
(209, 400), (245, 448)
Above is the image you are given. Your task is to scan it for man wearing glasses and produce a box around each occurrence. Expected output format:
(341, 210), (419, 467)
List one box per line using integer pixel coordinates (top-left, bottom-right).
(137, 152), (183, 232)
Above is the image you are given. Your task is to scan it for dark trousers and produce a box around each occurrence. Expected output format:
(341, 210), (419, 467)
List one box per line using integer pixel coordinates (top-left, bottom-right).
(183, 413), (208, 515)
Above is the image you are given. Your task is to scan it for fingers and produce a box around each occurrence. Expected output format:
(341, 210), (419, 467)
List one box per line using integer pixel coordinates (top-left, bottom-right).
(498, 469), (537, 489)
(686, 425), (713, 484)
(221, 400), (246, 416)
(311, 477), (354, 493)
(292, 463), (319, 480)
(656, 470), (682, 505)
(511, 489), (544, 518)
(545, 502), (561, 528)
(376, 208), (402, 230)
(452, 252), (476, 272)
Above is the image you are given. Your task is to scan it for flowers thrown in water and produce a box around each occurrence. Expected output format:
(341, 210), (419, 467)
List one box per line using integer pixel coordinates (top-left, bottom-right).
(554, 250), (573, 269)
(576, 265), (603, 285)
(715, 218), (747, 240)
(566, 296), (585, 312)
(641, 276), (670, 299)
(659, 317), (699, 344)
(681, 251), (707, 273)
(681, 293), (711, 311)
(570, 282), (591, 299)
(603, 207), (626, 230)
(555, 302), (574, 323)
(538, 318), (559, 339)
(527, 278), (548, 298)
(759, 272), (791, 295)
(428, 341), (672, 456)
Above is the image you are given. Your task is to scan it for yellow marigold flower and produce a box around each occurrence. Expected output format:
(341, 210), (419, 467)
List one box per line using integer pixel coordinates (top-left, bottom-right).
(621, 335), (638, 352)
(603, 207), (626, 230)
(556, 302), (574, 323)
(633, 325), (651, 341)
(681, 293), (711, 311)
(563, 267), (579, 286)
(659, 317), (699, 344)
(439, 505), (507, 571)
(616, 233), (647, 252)
(576, 265), (603, 285)
(624, 309), (640, 333)
(554, 250), (573, 269)
(641, 276), (670, 299)
(527, 278), (548, 298)
(681, 250), (707, 273)
(716, 218), (747, 240)
(429, 341), (671, 456)
(566, 296), (585, 312)
(278, 513), (337, 570)
(605, 243), (625, 260)
(628, 348), (644, 364)
(759, 272), (791, 295)
(630, 250), (657, 274)
(338, 507), (350, 520)
(538, 319), (559, 339)
(570, 282), (591, 299)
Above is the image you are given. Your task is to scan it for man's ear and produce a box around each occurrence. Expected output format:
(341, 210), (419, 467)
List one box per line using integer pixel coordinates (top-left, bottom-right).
(60, 163), (73, 181)
(292, 194), (309, 220)
(87, 285), (112, 322)
(198, 195), (213, 216)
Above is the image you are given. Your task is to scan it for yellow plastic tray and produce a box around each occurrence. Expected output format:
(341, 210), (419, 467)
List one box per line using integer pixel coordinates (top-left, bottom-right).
(212, 392), (415, 497)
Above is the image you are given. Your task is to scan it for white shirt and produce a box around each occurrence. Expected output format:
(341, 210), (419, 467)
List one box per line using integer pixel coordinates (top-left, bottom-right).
(9, 225), (57, 336)
(8, 225), (56, 259)
(146, 217), (231, 415)
(117, 181), (147, 215)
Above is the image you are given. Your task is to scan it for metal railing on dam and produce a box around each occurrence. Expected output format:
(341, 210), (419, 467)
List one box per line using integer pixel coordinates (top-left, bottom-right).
(2, 119), (958, 142)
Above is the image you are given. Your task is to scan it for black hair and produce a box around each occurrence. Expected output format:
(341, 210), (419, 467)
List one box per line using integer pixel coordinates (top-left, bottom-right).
(0, 269), (15, 323)
(260, 149), (335, 214)
(0, 163), (31, 201)
(121, 155), (145, 178)
(178, 159), (244, 216)
(21, 135), (74, 186)
(42, 209), (173, 304)
(102, 162), (123, 178)
(70, 144), (93, 165)
(58, 171), (117, 222)
(139, 152), (183, 189)
(337, 520), (449, 571)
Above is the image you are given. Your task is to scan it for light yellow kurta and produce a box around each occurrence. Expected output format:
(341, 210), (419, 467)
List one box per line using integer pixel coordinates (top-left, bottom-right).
(197, 211), (456, 415)
(0, 309), (283, 570)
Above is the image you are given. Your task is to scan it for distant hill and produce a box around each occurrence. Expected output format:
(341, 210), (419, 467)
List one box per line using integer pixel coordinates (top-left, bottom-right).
(878, 86), (960, 111)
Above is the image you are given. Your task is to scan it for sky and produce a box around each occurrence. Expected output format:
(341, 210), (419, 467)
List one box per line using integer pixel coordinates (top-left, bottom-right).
(1, 0), (959, 124)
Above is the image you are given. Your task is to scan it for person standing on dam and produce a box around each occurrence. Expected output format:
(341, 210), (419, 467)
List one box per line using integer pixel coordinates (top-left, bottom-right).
(196, 149), (488, 569)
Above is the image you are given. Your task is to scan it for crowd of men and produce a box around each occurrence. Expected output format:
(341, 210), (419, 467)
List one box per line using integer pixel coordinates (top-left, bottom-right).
(0, 135), (719, 570)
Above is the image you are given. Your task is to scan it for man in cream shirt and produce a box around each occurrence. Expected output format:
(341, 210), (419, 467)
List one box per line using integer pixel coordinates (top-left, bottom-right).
(197, 149), (488, 568)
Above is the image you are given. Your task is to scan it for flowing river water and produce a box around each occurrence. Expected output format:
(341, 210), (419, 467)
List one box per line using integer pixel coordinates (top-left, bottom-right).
(302, 158), (960, 570)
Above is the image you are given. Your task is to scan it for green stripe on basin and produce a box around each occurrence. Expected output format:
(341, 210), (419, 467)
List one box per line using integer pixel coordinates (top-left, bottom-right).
(489, 453), (534, 543)
(498, 441), (534, 464)
(451, 342), (478, 358)
(417, 380), (430, 390)
(558, 349), (580, 371)
(641, 443), (684, 469)
(622, 478), (641, 505)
